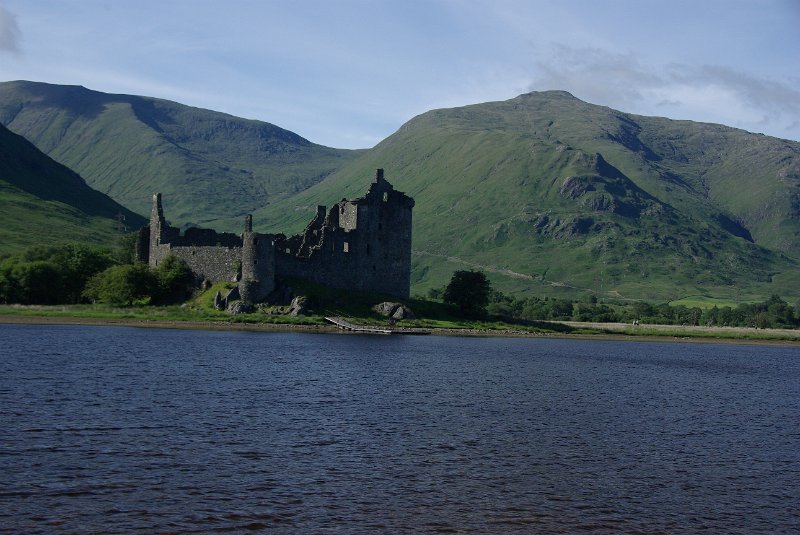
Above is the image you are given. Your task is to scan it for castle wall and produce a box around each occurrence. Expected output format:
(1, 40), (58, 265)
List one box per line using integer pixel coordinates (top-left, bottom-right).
(275, 169), (414, 298)
(276, 225), (359, 292)
(135, 226), (150, 263)
(146, 192), (245, 283)
(153, 243), (241, 283)
(339, 201), (358, 230)
(145, 168), (414, 300)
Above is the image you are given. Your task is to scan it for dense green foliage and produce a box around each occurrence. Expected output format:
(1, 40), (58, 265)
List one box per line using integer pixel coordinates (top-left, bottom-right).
(442, 270), (492, 316)
(82, 263), (156, 305)
(82, 255), (195, 306)
(0, 81), (363, 229)
(0, 244), (115, 304)
(151, 255), (196, 304)
(424, 271), (798, 329)
(0, 241), (194, 306)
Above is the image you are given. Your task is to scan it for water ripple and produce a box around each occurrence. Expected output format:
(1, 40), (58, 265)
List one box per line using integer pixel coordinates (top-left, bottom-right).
(0, 325), (798, 533)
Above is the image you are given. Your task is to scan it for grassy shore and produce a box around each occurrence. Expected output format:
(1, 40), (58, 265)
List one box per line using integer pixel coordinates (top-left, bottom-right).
(1, 304), (798, 345)
(558, 320), (800, 344)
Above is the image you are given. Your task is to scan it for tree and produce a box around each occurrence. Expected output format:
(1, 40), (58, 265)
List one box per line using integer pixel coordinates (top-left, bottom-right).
(82, 263), (157, 305)
(443, 270), (492, 316)
(765, 294), (796, 328)
(50, 244), (115, 303)
(114, 232), (139, 264)
(7, 260), (63, 304)
(9, 243), (115, 304)
(548, 298), (574, 320)
(153, 255), (196, 304)
(427, 286), (444, 300)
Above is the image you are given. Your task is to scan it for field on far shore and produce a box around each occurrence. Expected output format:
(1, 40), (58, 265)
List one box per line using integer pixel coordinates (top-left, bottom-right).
(558, 320), (800, 343)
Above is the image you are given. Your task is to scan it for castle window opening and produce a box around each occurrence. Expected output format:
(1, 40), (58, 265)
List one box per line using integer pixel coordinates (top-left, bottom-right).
(383, 192), (388, 202)
(343, 242), (349, 253)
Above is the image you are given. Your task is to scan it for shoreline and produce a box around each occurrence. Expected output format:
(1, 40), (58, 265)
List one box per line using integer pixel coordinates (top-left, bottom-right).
(1, 313), (798, 347)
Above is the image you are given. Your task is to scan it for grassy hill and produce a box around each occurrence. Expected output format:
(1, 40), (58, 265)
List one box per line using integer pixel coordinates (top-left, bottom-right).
(250, 91), (800, 303)
(0, 123), (146, 255)
(2, 83), (797, 303)
(0, 81), (364, 230)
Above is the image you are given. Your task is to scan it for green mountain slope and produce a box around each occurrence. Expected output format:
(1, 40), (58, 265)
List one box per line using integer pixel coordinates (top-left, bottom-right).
(0, 81), (364, 229)
(250, 91), (800, 302)
(0, 123), (146, 255)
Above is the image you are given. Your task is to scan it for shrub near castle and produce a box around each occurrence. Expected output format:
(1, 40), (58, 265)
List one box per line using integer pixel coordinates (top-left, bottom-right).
(82, 255), (195, 306)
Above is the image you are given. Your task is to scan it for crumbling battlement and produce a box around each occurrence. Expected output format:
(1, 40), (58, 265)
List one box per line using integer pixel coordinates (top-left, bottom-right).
(135, 169), (414, 302)
(274, 168), (414, 297)
(136, 193), (253, 284)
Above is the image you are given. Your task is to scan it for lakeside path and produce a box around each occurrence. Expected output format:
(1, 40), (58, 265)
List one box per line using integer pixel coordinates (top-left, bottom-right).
(1, 314), (799, 346)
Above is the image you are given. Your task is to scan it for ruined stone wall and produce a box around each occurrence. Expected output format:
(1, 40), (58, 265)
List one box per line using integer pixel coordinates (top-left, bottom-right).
(346, 178), (414, 297)
(275, 169), (414, 298)
(353, 187), (414, 297)
(144, 168), (414, 300)
(276, 224), (359, 292)
(339, 201), (358, 230)
(146, 192), (244, 283)
(153, 243), (241, 283)
(135, 226), (150, 263)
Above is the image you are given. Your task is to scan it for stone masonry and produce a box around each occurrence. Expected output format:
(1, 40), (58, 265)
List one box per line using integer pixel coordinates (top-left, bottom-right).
(135, 169), (414, 302)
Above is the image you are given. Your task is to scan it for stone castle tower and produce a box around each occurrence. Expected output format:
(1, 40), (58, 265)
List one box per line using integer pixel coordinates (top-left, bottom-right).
(274, 169), (415, 297)
(239, 215), (275, 303)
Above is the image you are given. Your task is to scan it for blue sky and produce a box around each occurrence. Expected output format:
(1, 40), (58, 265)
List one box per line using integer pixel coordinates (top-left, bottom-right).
(1, 0), (799, 149)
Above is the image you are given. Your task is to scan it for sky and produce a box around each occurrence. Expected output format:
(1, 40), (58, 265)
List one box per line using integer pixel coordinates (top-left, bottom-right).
(1, 0), (799, 149)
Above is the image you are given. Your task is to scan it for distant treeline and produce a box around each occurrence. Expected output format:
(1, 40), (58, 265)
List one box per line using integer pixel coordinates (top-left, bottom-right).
(426, 279), (799, 330)
(482, 292), (799, 330)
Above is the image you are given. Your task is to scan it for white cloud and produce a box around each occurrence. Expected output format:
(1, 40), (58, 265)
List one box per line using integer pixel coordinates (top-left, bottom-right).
(531, 45), (800, 140)
(533, 45), (662, 106)
(0, 4), (21, 53)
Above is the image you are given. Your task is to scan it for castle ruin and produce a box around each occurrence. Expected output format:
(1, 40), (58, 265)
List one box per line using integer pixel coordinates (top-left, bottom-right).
(135, 169), (414, 302)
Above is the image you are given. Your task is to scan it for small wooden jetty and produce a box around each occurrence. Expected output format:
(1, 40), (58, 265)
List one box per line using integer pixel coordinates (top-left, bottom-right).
(324, 317), (430, 335)
(325, 317), (393, 334)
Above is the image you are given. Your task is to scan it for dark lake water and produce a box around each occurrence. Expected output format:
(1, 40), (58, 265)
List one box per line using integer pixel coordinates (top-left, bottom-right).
(1, 324), (798, 534)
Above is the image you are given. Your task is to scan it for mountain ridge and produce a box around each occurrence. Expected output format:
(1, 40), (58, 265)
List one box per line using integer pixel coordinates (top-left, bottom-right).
(0, 80), (364, 228)
(0, 122), (146, 254)
(248, 91), (800, 301)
